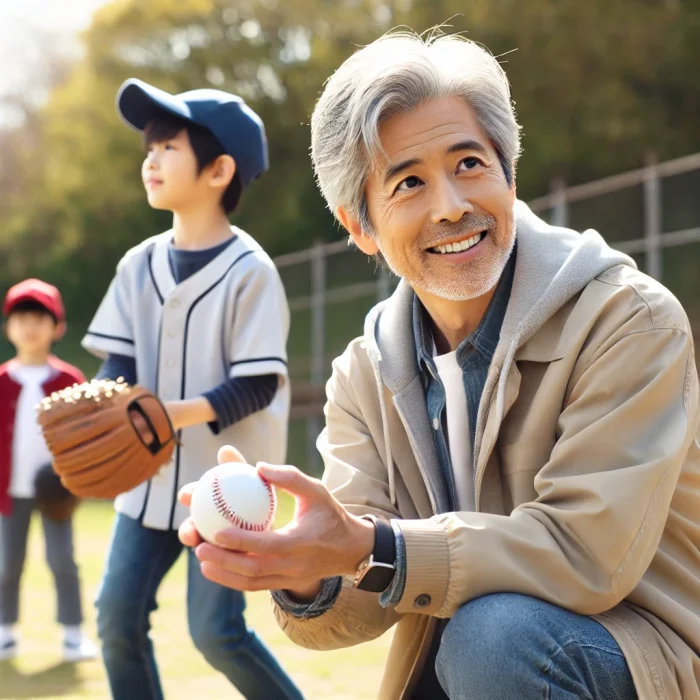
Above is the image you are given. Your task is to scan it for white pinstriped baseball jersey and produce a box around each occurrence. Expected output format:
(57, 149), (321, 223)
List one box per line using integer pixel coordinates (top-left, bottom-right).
(82, 227), (290, 530)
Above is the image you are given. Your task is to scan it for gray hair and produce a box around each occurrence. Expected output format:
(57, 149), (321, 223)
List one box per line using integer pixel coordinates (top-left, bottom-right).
(310, 31), (521, 234)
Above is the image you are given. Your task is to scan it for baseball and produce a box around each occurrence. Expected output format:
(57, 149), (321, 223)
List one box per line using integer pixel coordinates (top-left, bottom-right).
(190, 462), (277, 544)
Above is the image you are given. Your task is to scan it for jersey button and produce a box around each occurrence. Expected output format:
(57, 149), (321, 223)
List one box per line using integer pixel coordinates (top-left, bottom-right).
(169, 299), (181, 309)
(167, 330), (178, 338)
(166, 359), (176, 368)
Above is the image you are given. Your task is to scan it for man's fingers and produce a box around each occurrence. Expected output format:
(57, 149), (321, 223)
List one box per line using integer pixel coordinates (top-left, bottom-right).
(179, 518), (203, 547)
(177, 482), (196, 506)
(199, 561), (301, 593)
(256, 463), (324, 500)
(212, 527), (293, 555)
(217, 445), (246, 465)
(195, 543), (292, 577)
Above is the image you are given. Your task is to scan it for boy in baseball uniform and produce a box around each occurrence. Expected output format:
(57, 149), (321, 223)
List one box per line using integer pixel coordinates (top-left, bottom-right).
(82, 80), (302, 700)
(0, 279), (97, 662)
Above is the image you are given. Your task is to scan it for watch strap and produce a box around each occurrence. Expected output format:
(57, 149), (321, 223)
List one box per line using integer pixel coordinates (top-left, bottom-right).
(354, 515), (397, 592)
(364, 515), (396, 565)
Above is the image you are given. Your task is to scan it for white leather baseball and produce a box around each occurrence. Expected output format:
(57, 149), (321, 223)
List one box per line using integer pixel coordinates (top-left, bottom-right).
(189, 462), (276, 544)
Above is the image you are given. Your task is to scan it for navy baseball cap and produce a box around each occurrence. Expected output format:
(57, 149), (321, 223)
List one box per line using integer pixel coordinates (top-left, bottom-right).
(116, 78), (269, 188)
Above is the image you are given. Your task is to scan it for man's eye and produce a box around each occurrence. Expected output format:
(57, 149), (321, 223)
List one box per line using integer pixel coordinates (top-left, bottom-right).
(459, 157), (481, 171)
(396, 175), (422, 192)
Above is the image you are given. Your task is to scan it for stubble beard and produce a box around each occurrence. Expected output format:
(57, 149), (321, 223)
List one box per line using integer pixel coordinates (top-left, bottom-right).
(383, 214), (516, 302)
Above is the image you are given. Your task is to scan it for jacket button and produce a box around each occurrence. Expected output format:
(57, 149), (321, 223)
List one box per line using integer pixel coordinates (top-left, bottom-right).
(414, 594), (431, 609)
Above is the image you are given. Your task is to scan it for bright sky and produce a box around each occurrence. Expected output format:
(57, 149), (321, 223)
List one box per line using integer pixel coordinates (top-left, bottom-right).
(0, 0), (110, 124)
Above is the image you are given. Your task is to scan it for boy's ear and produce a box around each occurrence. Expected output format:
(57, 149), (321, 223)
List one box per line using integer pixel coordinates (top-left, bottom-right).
(208, 154), (236, 190)
(53, 321), (67, 342)
(336, 206), (379, 256)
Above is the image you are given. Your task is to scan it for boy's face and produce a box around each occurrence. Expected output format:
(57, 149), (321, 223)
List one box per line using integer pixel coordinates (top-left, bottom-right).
(142, 128), (211, 212)
(6, 311), (59, 356)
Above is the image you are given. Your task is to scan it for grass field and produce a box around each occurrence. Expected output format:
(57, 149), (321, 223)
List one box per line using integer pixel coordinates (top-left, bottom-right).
(0, 495), (392, 700)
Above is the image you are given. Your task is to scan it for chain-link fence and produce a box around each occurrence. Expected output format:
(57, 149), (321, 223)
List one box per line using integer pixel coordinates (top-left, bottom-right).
(277, 152), (700, 472)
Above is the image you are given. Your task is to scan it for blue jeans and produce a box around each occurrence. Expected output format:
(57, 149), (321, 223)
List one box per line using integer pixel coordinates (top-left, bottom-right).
(435, 593), (638, 700)
(95, 513), (303, 700)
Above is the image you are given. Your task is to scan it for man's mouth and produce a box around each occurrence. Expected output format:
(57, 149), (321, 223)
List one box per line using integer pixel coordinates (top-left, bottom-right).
(427, 231), (486, 254)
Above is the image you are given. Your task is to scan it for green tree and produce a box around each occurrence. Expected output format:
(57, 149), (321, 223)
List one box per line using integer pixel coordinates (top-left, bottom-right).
(1, 0), (698, 370)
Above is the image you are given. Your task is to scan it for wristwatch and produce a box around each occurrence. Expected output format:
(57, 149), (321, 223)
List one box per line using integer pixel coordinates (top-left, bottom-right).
(353, 514), (397, 593)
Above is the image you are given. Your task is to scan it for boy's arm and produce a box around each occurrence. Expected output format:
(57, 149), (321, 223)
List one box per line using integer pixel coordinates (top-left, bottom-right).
(95, 353), (137, 385)
(82, 253), (136, 359)
(166, 374), (278, 431)
(227, 257), (289, 384)
(203, 374), (278, 433)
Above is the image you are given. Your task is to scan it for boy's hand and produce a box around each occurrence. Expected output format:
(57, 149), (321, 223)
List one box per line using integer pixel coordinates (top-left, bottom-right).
(165, 398), (216, 431)
(178, 446), (375, 600)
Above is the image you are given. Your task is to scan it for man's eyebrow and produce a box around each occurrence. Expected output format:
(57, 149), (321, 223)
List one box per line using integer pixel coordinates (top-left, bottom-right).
(446, 139), (490, 157)
(383, 158), (421, 187)
(382, 140), (491, 186)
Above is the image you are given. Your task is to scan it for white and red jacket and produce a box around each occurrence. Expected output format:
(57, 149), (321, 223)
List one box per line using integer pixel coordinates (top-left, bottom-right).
(0, 356), (84, 515)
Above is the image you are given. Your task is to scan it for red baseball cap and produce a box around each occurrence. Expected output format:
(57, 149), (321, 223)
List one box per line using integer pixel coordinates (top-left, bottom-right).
(3, 279), (66, 323)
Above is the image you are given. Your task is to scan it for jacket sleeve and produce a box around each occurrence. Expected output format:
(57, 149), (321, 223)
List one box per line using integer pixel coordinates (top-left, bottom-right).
(272, 342), (403, 650)
(393, 326), (699, 618)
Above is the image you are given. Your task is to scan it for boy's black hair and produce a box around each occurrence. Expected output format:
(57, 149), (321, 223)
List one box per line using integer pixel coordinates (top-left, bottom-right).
(144, 111), (243, 215)
(6, 299), (58, 323)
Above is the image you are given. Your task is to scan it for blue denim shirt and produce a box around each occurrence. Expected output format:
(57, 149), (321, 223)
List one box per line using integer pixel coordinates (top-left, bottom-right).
(273, 251), (515, 616)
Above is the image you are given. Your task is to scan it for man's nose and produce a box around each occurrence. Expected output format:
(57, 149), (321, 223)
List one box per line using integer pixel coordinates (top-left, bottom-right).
(430, 177), (473, 225)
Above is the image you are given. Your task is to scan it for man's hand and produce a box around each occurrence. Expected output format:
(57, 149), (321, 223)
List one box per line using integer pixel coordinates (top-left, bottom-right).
(178, 446), (375, 600)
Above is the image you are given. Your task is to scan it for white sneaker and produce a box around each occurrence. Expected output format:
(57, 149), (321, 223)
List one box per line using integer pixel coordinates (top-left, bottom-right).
(62, 637), (98, 662)
(0, 637), (17, 661)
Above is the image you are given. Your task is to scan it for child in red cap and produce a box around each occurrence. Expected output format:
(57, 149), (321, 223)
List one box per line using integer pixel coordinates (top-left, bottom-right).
(0, 279), (97, 662)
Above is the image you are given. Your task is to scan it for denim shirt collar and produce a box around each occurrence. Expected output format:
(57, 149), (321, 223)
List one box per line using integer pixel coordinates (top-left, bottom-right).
(413, 246), (516, 371)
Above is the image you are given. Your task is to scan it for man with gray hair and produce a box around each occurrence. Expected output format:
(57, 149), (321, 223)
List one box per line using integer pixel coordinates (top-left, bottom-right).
(179, 32), (700, 699)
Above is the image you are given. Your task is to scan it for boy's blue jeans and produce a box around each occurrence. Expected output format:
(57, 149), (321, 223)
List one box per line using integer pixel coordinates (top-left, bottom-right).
(95, 513), (303, 700)
(435, 593), (638, 699)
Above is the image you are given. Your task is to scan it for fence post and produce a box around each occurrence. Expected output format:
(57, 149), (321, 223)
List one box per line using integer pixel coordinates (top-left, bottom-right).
(643, 160), (662, 280)
(551, 177), (568, 228)
(307, 241), (326, 473)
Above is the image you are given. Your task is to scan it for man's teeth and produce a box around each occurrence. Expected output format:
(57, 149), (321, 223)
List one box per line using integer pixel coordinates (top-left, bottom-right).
(432, 232), (484, 254)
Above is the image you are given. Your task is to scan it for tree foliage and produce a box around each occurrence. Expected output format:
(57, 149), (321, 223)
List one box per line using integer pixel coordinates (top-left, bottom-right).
(1, 0), (699, 367)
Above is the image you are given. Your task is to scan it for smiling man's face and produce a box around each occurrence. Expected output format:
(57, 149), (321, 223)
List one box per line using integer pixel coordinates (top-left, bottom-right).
(356, 96), (516, 302)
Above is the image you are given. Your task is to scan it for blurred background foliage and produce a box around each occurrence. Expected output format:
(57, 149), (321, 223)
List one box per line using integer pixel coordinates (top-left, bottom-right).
(0, 0), (699, 375)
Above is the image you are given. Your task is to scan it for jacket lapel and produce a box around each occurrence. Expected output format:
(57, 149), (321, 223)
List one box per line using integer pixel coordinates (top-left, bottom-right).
(372, 281), (451, 515)
(474, 363), (522, 508)
(393, 378), (451, 515)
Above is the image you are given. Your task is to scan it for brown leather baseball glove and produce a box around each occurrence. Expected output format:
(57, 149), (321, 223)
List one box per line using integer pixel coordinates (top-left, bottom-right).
(37, 379), (176, 499)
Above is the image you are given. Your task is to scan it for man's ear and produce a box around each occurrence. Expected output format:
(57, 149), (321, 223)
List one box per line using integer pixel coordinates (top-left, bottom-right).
(336, 207), (379, 256)
(208, 154), (236, 190)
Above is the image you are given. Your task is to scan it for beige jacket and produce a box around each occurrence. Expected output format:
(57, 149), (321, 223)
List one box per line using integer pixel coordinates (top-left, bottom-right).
(273, 202), (700, 700)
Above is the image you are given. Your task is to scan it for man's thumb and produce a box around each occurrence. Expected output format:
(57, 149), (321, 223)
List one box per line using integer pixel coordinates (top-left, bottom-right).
(217, 445), (246, 465)
(256, 463), (322, 499)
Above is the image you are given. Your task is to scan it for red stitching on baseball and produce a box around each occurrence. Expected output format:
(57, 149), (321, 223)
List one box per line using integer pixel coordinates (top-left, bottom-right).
(212, 473), (275, 532)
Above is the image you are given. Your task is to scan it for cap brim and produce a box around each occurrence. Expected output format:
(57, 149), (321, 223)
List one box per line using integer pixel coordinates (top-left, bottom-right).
(116, 79), (193, 131)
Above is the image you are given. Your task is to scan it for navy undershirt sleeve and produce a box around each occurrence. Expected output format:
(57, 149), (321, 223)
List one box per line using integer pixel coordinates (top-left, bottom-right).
(95, 353), (137, 386)
(204, 374), (279, 434)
